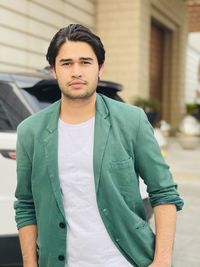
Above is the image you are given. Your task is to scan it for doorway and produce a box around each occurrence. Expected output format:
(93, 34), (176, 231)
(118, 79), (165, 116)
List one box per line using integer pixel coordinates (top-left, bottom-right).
(149, 20), (172, 120)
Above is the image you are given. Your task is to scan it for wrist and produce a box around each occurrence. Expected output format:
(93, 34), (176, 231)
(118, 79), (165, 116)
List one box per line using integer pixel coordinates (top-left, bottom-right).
(151, 258), (172, 267)
(23, 264), (38, 267)
(23, 259), (38, 267)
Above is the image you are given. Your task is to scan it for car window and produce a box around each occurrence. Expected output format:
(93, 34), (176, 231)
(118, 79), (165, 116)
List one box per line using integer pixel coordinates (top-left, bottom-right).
(12, 74), (42, 88)
(0, 82), (30, 131)
(21, 79), (61, 112)
(0, 100), (13, 131)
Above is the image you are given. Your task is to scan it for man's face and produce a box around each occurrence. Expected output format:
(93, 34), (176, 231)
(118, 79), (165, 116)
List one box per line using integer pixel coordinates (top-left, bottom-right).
(53, 41), (104, 101)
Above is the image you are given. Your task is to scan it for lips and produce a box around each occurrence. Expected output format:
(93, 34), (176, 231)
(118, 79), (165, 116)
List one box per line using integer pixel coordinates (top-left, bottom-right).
(68, 80), (86, 86)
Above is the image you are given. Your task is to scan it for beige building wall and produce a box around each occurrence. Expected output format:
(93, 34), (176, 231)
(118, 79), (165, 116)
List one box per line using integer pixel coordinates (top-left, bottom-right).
(96, 0), (187, 128)
(96, 0), (150, 103)
(187, 0), (200, 32)
(0, 0), (96, 72)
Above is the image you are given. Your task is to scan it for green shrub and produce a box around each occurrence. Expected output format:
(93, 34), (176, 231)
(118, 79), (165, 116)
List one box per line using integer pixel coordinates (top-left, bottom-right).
(133, 97), (160, 113)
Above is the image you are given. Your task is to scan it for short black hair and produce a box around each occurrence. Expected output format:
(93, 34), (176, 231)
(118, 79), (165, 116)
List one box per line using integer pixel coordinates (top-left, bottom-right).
(46, 24), (105, 67)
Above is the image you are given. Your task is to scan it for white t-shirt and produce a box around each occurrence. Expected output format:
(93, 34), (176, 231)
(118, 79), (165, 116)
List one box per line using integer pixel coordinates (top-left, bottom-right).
(58, 117), (133, 267)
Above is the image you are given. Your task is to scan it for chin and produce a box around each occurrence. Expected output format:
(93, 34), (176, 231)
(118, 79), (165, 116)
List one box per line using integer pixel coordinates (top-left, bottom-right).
(63, 90), (96, 100)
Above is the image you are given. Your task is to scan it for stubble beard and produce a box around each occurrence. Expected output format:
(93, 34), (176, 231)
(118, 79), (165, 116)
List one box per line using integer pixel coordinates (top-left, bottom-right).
(60, 84), (97, 101)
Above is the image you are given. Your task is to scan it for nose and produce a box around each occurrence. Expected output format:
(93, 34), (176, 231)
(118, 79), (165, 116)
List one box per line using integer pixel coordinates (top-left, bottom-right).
(71, 63), (82, 78)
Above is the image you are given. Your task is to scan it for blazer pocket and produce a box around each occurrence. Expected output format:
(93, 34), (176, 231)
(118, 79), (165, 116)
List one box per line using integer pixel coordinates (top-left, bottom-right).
(110, 157), (134, 186)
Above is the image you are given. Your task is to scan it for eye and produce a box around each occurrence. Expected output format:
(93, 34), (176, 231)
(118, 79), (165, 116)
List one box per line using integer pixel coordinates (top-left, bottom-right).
(82, 60), (91, 65)
(62, 62), (71, 66)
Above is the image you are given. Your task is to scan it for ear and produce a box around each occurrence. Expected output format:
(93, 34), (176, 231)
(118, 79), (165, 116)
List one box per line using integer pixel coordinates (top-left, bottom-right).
(98, 64), (104, 79)
(52, 66), (57, 79)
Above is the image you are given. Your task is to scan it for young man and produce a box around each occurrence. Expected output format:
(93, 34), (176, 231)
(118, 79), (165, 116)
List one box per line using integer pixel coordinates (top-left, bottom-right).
(14, 24), (183, 267)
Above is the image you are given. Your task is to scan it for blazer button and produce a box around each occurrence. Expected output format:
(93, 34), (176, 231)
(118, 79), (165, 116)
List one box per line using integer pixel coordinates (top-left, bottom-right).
(58, 255), (65, 261)
(59, 222), (66, 228)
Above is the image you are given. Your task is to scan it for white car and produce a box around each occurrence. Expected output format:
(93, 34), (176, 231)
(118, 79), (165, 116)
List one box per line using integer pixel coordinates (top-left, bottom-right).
(0, 71), (152, 266)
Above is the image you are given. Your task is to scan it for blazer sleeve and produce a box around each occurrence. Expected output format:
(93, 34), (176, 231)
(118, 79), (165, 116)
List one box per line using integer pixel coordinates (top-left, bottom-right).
(134, 109), (184, 211)
(14, 125), (37, 229)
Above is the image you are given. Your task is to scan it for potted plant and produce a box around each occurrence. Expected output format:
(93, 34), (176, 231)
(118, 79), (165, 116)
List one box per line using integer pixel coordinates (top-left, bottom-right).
(185, 103), (200, 121)
(133, 97), (160, 127)
(177, 103), (200, 149)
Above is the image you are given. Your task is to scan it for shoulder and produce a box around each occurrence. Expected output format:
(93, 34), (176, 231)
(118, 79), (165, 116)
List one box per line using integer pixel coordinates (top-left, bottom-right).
(17, 100), (60, 135)
(98, 94), (151, 146)
(99, 93), (144, 120)
(98, 94), (150, 141)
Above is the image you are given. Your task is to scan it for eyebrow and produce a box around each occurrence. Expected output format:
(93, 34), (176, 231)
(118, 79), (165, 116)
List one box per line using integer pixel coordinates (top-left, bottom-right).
(59, 57), (94, 63)
(80, 57), (94, 61)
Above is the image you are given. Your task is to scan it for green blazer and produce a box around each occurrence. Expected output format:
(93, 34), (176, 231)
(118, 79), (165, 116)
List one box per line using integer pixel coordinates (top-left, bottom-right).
(15, 93), (183, 267)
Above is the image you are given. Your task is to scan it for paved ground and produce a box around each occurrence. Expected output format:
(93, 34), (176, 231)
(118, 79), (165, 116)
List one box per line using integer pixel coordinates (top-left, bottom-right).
(173, 179), (200, 266)
(153, 137), (200, 267)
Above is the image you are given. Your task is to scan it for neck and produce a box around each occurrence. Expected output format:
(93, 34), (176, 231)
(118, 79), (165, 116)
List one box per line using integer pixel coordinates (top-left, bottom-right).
(60, 93), (96, 124)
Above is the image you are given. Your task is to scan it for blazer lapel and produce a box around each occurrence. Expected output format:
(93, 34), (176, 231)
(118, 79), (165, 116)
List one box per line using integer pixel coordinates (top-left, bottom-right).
(43, 95), (110, 215)
(93, 94), (111, 192)
(44, 100), (65, 218)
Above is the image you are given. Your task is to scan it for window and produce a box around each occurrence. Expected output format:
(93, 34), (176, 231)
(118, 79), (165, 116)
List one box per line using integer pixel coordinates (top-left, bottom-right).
(21, 79), (61, 112)
(0, 82), (30, 131)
